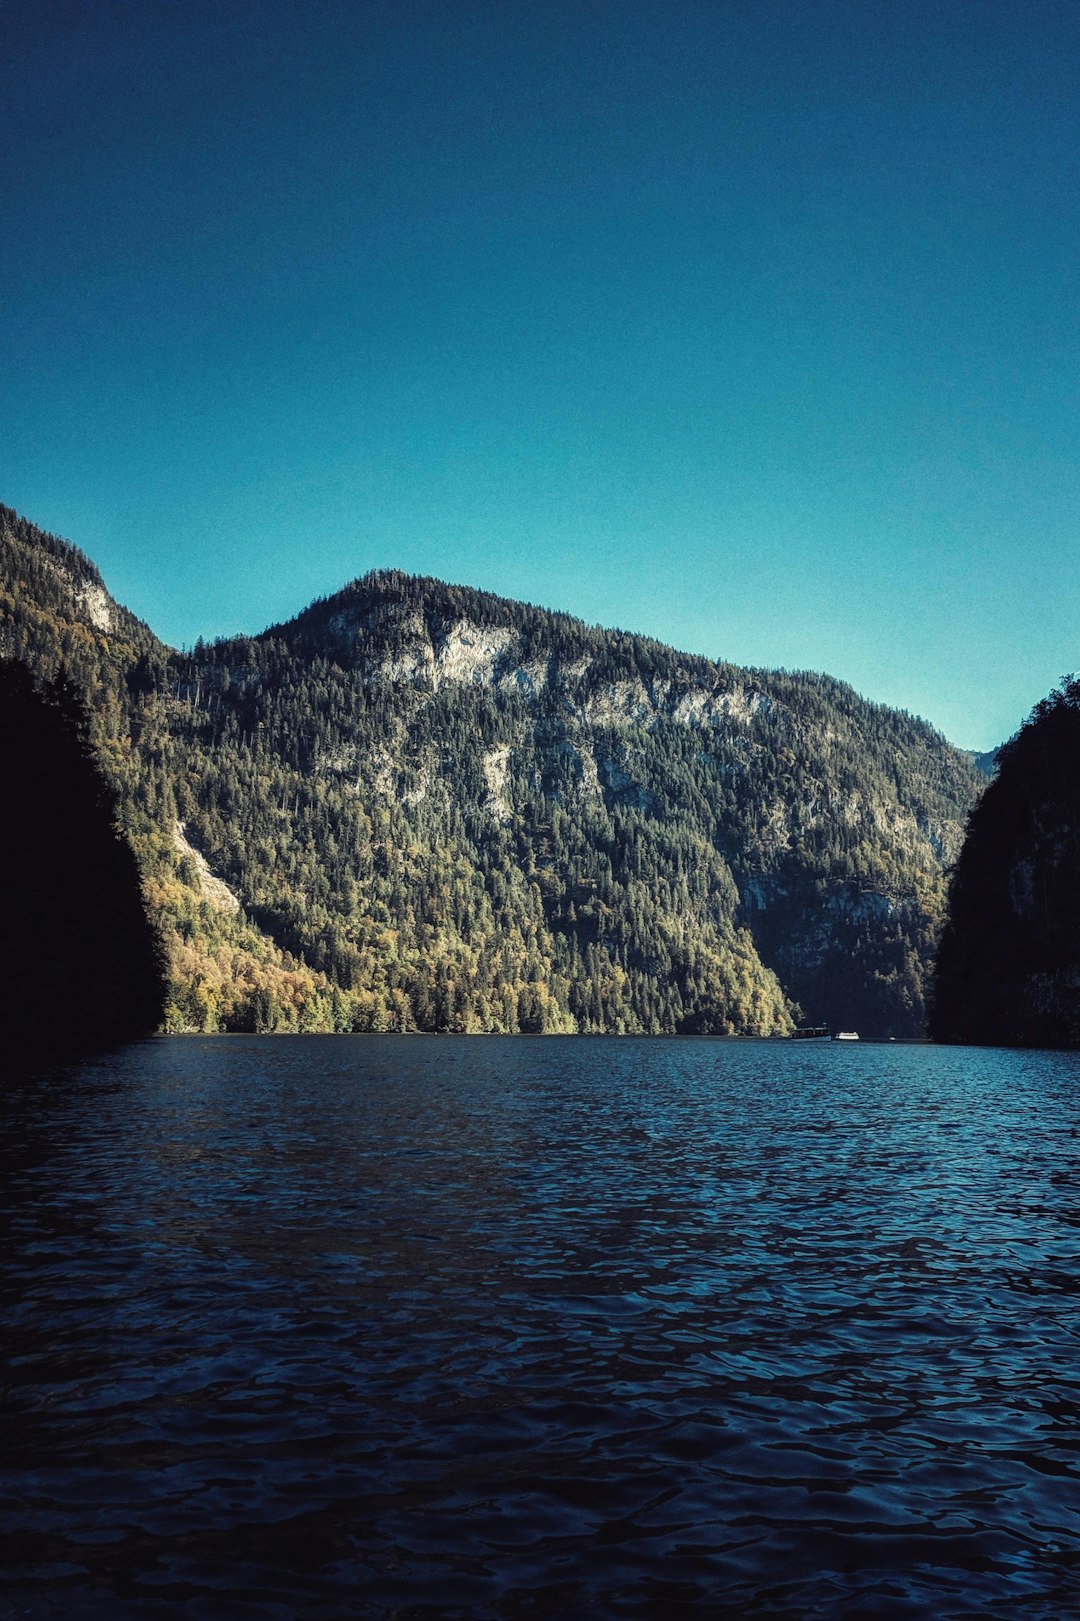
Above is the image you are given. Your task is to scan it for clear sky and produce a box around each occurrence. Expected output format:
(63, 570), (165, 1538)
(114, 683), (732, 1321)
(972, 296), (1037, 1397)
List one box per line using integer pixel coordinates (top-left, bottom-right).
(2, 0), (1078, 748)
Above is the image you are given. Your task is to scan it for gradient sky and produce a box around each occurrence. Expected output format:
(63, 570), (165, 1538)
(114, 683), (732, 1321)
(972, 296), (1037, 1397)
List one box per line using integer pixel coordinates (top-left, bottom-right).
(3, 0), (1078, 748)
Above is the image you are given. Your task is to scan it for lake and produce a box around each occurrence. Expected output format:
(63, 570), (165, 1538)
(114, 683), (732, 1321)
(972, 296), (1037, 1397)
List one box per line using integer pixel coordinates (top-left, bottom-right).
(2, 1036), (1079, 1617)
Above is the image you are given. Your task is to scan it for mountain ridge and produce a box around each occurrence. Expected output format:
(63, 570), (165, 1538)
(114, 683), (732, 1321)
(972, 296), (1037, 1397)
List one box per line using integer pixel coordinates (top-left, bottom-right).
(5, 512), (987, 759)
(265, 566), (966, 745)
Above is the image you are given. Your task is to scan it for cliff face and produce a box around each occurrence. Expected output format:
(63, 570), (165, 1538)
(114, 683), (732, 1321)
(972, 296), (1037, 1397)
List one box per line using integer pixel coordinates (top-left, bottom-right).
(931, 681), (1080, 1047)
(2, 508), (983, 1036)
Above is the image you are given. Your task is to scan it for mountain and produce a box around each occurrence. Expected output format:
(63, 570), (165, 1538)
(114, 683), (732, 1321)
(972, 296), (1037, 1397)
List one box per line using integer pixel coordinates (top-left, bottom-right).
(1, 504), (984, 1037)
(972, 747), (1002, 777)
(931, 680), (1080, 1047)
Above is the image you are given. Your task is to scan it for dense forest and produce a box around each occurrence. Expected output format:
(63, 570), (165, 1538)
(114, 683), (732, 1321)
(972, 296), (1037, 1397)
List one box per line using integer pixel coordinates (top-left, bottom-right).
(931, 678), (1080, 1047)
(1, 504), (983, 1037)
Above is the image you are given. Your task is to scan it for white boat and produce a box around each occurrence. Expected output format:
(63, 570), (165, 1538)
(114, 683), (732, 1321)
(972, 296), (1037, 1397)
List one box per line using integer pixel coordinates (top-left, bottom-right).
(832, 1030), (859, 1041)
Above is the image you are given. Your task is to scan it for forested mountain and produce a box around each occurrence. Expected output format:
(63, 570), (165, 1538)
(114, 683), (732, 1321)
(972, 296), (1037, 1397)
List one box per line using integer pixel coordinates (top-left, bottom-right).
(931, 680), (1080, 1047)
(1, 504), (983, 1037)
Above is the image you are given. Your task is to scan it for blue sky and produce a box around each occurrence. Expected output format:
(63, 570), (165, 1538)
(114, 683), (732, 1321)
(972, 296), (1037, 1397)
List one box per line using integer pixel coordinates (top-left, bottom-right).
(2, 0), (1078, 748)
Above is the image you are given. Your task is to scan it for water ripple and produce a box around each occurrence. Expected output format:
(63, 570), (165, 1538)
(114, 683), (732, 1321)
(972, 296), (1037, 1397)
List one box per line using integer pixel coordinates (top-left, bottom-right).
(2, 1036), (1079, 1617)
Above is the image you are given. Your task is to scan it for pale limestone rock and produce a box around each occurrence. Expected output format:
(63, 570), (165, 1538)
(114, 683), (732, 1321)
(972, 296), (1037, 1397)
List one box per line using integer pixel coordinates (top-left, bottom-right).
(481, 745), (513, 822)
(173, 821), (240, 914)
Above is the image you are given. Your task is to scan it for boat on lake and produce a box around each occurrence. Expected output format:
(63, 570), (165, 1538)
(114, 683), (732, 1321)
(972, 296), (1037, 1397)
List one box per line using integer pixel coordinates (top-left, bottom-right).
(833, 1030), (860, 1041)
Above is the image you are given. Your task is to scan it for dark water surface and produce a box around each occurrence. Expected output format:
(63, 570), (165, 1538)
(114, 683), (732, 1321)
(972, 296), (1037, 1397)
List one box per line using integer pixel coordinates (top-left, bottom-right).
(3, 1037), (1080, 1618)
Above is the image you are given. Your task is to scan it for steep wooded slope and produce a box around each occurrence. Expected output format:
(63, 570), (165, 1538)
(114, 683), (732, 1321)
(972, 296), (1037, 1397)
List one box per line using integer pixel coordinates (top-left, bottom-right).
(0, 661), (167, 1065)
(1, 505), (983, 1035)
(931, 680), (1080, 1047)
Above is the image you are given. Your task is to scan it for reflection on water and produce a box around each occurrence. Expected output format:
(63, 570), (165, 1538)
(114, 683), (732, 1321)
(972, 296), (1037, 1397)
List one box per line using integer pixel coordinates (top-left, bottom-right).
(2, 1036), (1079, 1617)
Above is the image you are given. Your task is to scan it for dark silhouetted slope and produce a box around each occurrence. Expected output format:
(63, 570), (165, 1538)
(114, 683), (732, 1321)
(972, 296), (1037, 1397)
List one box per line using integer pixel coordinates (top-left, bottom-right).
(0, 662), (167, 1066)
(931, 679), (1080, 1047)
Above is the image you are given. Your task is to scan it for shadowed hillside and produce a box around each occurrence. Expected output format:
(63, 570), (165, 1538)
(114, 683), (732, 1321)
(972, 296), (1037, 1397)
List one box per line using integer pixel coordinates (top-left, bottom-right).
(931, 678), (1080, 1047)
(0, 662), (167, 1066)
